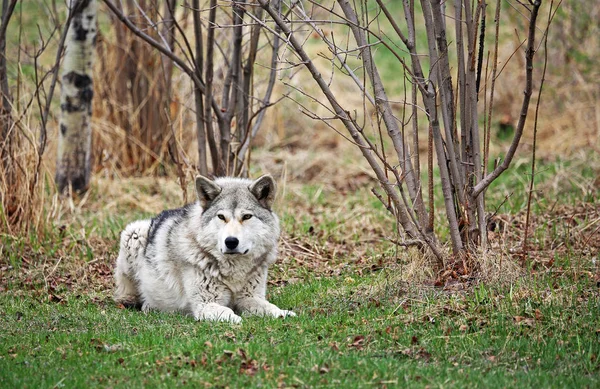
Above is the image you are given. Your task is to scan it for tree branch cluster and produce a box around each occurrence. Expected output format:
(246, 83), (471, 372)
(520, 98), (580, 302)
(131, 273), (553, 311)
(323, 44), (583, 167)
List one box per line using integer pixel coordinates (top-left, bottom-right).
(255, 0), (546, 265)
(103, 0), (281, 176)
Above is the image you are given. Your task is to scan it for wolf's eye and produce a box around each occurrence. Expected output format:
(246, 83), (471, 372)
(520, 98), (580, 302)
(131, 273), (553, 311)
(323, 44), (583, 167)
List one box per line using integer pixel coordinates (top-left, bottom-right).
(242, 214), (253, 221)
(217, 214), (226, 221)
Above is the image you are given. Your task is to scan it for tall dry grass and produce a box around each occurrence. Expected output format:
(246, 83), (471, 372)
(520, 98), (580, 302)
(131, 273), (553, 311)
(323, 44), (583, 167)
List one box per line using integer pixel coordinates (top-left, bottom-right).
(0, 115), (52, 235)
(0, 1), (60, 236)
(94, 3), (180, 176)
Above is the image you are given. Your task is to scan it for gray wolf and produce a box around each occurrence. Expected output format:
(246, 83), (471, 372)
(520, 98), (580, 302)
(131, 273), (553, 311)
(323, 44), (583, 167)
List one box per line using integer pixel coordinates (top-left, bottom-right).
(113, 175), (296, 324)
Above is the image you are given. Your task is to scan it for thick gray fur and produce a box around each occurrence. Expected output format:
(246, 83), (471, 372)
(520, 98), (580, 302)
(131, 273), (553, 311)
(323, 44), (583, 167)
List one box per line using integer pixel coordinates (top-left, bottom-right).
(113, 175), (295, 324)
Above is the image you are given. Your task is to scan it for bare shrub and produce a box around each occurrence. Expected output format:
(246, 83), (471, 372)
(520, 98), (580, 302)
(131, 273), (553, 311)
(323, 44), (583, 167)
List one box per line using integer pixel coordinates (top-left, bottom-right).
(254, 0), (554, 268)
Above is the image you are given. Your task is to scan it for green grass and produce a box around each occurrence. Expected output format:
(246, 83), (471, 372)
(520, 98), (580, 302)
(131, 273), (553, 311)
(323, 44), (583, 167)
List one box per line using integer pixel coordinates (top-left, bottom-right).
(1, 155), (598, 387)
(1, 271), (598, 388)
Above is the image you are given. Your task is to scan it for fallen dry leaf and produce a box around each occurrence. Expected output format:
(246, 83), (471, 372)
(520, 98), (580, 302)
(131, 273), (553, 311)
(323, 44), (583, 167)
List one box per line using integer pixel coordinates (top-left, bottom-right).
(513, 316), (535, 327)
(534, 309), (543, 321)
(348, 335), (366, 350)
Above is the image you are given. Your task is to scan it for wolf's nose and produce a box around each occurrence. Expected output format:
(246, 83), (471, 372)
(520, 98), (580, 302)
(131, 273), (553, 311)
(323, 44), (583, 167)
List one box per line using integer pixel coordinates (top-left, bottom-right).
(225, 237), (239, 249)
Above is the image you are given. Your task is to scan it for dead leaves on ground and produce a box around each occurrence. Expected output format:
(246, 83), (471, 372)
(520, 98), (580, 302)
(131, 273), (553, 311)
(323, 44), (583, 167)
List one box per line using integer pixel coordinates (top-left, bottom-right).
(492, 202), (600, 259)
(90, 338), (124, 353)
(431, 201), (600, 288)
(1, 239), (115, 297)
(3, 192), (597, 296)
(310, 363), (330, 374)
(216, 348), (270, 377)
(398, 347), (432, 362)
(513, 309), (544, 327)
(347, 335), (367, 350)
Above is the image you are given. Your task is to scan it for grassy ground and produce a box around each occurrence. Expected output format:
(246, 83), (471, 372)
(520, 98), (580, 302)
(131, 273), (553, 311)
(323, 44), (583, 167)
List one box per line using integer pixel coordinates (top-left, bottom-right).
(1, 267), (598, 388)
(1, 154), (599, 388)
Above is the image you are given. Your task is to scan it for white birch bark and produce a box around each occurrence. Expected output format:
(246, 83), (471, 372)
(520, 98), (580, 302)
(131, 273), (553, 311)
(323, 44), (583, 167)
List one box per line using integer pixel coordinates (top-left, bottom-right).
(55, 0), (97, 193)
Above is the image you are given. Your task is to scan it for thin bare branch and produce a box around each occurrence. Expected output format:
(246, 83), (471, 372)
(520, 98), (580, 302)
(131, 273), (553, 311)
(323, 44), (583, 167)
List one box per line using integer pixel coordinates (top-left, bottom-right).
(222, 2), (245, 174)
(523, 0), (555, 253)
(472, 0), (542, 197)
(204, 0), (221, 174)
(237, 0), (283, 162)
(338, 0), (427, 227)
(192, 0), (208, 175)
(419, 0), (464, 254)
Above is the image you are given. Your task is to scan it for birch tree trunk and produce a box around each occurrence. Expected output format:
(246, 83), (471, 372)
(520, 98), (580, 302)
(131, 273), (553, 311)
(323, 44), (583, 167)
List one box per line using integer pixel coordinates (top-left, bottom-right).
(55, 0), (97, 194)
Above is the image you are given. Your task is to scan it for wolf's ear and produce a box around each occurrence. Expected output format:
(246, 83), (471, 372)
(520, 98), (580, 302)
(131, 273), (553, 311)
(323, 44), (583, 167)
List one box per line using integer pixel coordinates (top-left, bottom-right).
(195, 175), (222, 208)
(249, 175), (276, 210)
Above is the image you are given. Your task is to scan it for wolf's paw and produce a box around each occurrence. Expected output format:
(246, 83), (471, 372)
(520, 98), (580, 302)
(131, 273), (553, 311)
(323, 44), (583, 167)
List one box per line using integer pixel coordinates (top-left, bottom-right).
(141, 302), (152, 313)
(271, 309), (296, 319)
(195, 304), (242, 324)
(237, 299), (297, 319)
(224, 313), (243, 324)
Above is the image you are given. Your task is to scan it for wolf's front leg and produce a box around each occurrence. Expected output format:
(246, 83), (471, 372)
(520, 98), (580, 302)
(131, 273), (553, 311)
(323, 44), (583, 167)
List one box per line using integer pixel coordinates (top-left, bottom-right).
(234, 267), (296, 318)
(183, 270), (242, 324)
(114, 220), (151, 306)
(193, 302), (242, 324)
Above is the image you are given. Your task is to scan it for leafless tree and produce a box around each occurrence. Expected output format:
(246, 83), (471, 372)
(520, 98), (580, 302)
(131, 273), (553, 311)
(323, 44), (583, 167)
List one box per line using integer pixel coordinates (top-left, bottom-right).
(255, 0), (550, 267)
(103, 0), (281, 177)
(55, 0), (98, 193)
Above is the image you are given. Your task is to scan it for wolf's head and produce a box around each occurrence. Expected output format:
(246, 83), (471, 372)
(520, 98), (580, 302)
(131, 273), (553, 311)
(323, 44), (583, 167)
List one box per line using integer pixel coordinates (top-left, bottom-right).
(195, 175), (280, 261)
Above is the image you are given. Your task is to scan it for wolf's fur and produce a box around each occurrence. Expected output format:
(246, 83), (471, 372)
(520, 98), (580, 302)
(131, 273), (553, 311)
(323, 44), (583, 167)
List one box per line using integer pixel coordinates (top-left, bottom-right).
(113, 175), (295, 324)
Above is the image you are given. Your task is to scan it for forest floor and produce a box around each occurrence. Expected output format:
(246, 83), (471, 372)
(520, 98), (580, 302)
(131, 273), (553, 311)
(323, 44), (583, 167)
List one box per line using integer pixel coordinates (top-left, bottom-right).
(1, 150), (599, 388)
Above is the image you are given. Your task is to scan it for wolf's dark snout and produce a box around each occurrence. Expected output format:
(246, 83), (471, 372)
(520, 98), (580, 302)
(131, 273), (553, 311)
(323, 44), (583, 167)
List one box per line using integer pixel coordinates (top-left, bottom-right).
(225, 237), (239, 249)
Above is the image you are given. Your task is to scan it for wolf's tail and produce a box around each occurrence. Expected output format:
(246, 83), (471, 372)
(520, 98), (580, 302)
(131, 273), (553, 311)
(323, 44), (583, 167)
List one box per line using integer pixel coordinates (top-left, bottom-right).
(114, 220), (151, 306)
